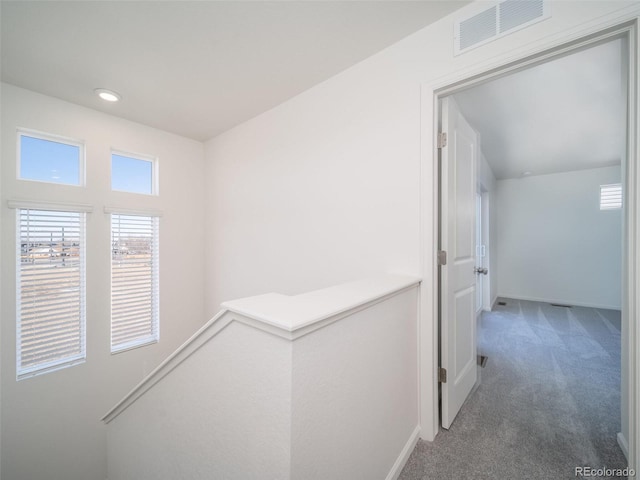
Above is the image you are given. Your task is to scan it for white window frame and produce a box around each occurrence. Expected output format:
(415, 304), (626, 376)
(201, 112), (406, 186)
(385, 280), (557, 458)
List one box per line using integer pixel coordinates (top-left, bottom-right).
(12, 201), (92, 380)
(110, 149), (159, 196)
(109, 209), (160, 354)
(17, 128), (86, 187)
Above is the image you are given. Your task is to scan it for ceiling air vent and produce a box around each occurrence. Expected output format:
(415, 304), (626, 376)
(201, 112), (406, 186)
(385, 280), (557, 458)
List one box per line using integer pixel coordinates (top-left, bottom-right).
(458, 6), (497, 52)
(455, 0), (550, 56)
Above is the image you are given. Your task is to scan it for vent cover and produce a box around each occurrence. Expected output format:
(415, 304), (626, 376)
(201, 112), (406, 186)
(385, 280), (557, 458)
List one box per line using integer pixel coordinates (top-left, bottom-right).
(455, 0), (550, 55)
(459, 6), (497, 51)
(600, 184), (622, 210)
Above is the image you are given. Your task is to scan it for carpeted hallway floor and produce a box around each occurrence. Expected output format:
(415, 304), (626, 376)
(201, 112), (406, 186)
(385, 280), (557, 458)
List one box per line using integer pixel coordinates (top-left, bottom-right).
(399, 298), (626, 480)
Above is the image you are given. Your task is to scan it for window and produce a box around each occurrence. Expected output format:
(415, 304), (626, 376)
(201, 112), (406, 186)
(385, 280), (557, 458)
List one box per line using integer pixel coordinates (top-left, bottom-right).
(111, 213), (159, 352)
(600, 183), (622, 210)
(111, 151), (156, 195)
(17, 208), (86, 379)
(18, 130), (83, 186)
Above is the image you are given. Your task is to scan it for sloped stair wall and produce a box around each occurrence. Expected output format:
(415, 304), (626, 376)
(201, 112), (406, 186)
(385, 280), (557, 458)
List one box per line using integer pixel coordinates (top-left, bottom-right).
(104, 274), (421, 480)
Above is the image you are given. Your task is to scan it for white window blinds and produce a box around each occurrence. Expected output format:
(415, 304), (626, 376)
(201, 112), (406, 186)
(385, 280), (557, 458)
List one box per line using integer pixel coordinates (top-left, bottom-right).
(600, 184), (622, 210)
(17, 209), (86, 379)
(111, 213), (159, 352)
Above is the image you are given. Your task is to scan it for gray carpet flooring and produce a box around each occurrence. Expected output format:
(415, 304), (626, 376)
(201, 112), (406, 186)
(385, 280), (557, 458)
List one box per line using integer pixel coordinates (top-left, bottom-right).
(399, 298), (626, 480)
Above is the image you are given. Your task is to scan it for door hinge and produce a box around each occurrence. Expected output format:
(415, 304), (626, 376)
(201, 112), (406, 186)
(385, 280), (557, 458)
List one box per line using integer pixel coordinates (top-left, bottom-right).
(438, 367), (447, 383)
(437, 132), (447, 149)
(437, 250), (447, 266)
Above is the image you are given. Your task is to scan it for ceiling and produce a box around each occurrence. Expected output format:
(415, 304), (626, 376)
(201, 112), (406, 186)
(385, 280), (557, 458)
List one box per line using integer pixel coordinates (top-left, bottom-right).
(453, 38), (626, 180)
(1, 1), (470, 142)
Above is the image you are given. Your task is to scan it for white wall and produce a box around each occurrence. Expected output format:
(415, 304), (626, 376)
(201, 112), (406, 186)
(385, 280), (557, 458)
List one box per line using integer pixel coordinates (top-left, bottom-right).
(106, 277), (419, 480)
(495, 166), (622, 309)
(0, 80), (3, 480)
(489, 191), (499, 308)
(0, 84), (206, 480)
(478, 151), (496, 193)
(203, 72), (422, 312)
(291, 288), (418, 479)
(108, 321), (293, 480)
(202, 0), (639, 439)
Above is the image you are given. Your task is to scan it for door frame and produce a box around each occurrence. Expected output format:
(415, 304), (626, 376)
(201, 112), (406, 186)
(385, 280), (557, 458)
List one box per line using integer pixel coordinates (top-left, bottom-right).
(480, 189), (492, 312)
(475, 190), (484, 315)
(420, 18), (640, 470)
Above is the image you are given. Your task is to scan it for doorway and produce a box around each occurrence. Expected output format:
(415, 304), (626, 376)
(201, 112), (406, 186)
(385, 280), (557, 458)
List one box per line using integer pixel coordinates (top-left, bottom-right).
(431, 21), (639, 473)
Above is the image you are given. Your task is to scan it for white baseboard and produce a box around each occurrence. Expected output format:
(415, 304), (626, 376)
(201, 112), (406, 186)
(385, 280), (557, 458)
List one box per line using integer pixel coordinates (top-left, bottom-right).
(496, 293), (621, 311)
(617, 432), (629, 460)
(386, 425), (420, 480)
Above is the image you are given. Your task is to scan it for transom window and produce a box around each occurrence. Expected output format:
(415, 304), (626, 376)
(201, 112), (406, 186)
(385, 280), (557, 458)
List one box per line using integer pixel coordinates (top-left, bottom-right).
(111, 151), (157, 195)
(18, 130), (84, 186)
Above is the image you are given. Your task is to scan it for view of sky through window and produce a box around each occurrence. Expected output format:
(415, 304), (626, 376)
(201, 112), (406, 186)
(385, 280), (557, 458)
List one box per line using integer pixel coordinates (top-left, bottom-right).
(20, 135), (80, 185)
(112, 153), (154, 194)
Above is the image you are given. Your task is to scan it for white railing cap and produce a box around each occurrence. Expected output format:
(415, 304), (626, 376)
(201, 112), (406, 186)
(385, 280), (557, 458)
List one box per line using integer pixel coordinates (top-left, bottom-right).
(221, 273), (421, 333)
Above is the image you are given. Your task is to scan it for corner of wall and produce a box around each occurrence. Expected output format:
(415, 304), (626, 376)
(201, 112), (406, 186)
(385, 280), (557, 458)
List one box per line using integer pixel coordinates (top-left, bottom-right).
(617, 432), (629, 461)
(385, 425), (420, 480)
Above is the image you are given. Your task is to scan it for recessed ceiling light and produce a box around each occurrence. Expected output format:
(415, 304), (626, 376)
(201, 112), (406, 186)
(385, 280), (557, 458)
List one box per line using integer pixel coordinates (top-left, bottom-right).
(522, 171), (533, 177)
(94, 88), (121, 102)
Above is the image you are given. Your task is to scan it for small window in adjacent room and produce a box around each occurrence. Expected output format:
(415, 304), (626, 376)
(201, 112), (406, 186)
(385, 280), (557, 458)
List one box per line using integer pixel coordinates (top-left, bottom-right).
(600, 183), (622, 210)
(111, 151), (156, 195)
(18, 130), (83, 186)
(111, 213), (159, 353)
(17, 208), (86, 379)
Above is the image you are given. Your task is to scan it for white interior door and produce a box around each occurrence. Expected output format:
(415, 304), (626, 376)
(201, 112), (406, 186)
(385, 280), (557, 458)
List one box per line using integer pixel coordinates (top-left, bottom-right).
(440, 96), (478, 429)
